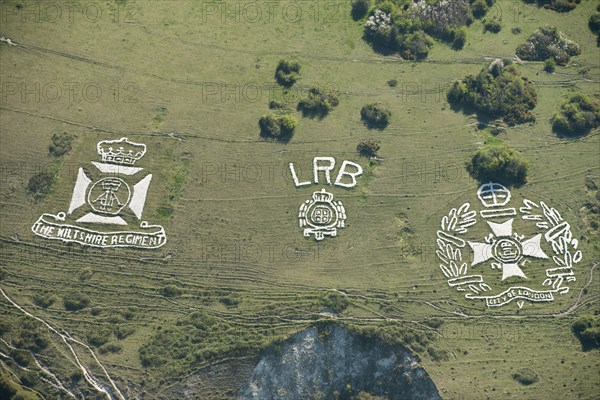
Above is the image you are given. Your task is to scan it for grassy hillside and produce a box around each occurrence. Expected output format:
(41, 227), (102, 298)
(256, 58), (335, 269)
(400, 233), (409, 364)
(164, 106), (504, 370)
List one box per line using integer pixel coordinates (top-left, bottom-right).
(1, 0), (598, 399)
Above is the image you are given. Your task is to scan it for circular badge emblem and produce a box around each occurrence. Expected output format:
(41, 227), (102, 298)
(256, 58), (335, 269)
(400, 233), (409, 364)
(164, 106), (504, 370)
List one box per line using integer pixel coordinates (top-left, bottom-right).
(87, 177), (131, 215)
(299, 188), (346, 241)
(435, 182), (581, 309)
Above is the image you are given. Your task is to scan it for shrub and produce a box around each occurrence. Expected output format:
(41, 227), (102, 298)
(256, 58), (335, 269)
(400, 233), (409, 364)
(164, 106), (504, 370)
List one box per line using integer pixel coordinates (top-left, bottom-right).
(360, 103), (391, 128)
(467, 144), (530, 186)
(48, 132), (75, 157)
(63, 293), (90, 311)
(274, 59), (300, 87)
(544, 58), (556, 73)
(516, 26), (581, 65)
(319, 292), (349, 313)
(259, 113), (298, 139)
(590, 14), (600, 33)
(452, 27), (467, 50)
(447, 60), (537, 125)
(483, 19), (502, 33)
(511, 26), (522, 34)
(387, 79), (398, 87)
(87, 328), (112, 347)
(32, 291), (56, 308)
(472, 0), (490, 18)
(114, 325), (135, 340)
(351, 0), (371, 20)
(98, 343), (122, 354)
(297, 87), (339, 118)
(27, 171), (55, 201)
(357, 139), (381, 157)
(160, 284), (182, 298)
(551, 93), (600, 136)
(571, 313), (600, 350)
(512, 368), (539, 385)
(534, 0), (581, 13)
(397, 31), (433, 60)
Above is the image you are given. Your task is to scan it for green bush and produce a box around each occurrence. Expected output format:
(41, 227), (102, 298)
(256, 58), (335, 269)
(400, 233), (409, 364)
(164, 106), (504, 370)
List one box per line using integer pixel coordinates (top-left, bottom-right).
(544, 58), (556, 73)
(531, 0), (581, 12)
(351, 0), (371, 20)
(516, 26), (581, 65)
(98, 342), (122, 354)
(319, 292), (349, 313)
(87, 328), (112, 347)
(297, 87), (339, 118)
(27, 171), (55, 201)
(32, 291), (56, 308)
(452, 27), (467, 50)
(397, 31), (433, 60)
(361, 103), (391, 128)
(259, 113), (298, 140)
(551, 93), (600, 136)
(467, 144), (530, 186)
(48, 132), (75, 157)
(160, 284), (182, 298)
(590, 14), (600, 33)
(357, 139), (381, 157)
(447, 60), (537, 125)
(572, 313), (600, 350)
(274, 59), (300, 87)
(63, 293), (90, 311)
(512, 368), (539, 385)
(483, 19), (502, 33)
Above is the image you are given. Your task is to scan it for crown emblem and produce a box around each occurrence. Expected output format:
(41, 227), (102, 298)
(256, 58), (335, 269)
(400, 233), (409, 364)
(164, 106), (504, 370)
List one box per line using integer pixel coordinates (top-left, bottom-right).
(312, 189), (334, 203)
(299, 189), (346, 241)
(477, 182), (511, 208)
(97, 137), (146, 166)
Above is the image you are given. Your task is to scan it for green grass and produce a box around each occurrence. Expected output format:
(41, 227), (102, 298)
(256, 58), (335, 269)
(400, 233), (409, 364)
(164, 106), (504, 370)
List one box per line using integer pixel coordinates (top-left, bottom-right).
(0, 0), (599, 399)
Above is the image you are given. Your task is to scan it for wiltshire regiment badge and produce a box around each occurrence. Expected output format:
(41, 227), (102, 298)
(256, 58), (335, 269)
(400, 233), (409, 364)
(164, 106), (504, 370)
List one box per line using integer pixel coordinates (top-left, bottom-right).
(436, 182), (581, 309)
(31, 138), (167, 249)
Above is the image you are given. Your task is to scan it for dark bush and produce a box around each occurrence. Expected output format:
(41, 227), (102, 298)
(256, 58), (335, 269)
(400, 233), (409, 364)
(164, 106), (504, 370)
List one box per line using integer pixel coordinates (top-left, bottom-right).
(114, 325), (135, 340)
(467, 144), (530, 186)
(63, 293), (90, 311)
(160, 284), (182, 298)
(88, 328), (112, 347)
(447, 60), (537, 125)
(591, 14), (600, 33)
(259, 113), (298, 140)
(357, 139), (381, 157)
(99, 343), (122, 354)
(351, 0), (371, 20)
(361, 103), (391, 129)
(319, 292), (349, 313)
(512, 368), (539, 385)
(48, 132), (75, 157)
(397, 31), (433, 60)
(452, 27), (467, 50)
(483, 19), (502, 33)
(572, 314), (600, 350)
(297, 87), (339, 118)
(516, 26), (581, 65)
(544, 58), (556, 73)
(551, 93), (600, 136)
(27, 171), (55, 201)
(387, 79), (398, 88)
(274, 59), (300, 87)
(511, 26), (522, 34)
(32, 291), (56, 308)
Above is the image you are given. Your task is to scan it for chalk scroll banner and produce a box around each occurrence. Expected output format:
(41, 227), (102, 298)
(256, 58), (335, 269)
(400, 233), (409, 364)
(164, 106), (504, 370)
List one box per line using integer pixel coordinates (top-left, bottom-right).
(32, 213), (167, 249)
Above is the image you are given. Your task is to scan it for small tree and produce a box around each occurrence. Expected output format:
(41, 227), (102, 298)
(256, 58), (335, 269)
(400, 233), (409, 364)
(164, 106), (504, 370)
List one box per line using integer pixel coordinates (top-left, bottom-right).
(274, 59), (300, 87)
(48, 132), (75, 157)
(551, 93), (600, 136)
(361, 103), (391, 129)
(357, 139), (380, 157)
(544, 58), (556, 73)
(63, 293), (90, 311)
(297, 87), (339, 118)
(27, 171), (55, 201)
(467, 144), (529, 186)
(351, 0), (370, 20)
(259, 113), (298, 140)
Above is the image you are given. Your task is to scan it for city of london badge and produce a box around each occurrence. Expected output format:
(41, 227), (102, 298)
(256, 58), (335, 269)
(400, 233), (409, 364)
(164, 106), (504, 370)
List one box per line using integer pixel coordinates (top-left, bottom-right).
(299, 189), (346, 241)
(31, 138), (167, 249)
(435, 182), (581, 309)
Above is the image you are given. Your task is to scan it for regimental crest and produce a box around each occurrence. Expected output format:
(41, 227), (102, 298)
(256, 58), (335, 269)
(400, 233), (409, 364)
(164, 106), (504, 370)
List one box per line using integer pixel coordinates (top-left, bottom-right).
(299, 189), (346, 241)
(435, 183), (581, 309)
(31, 138), (167, 249)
